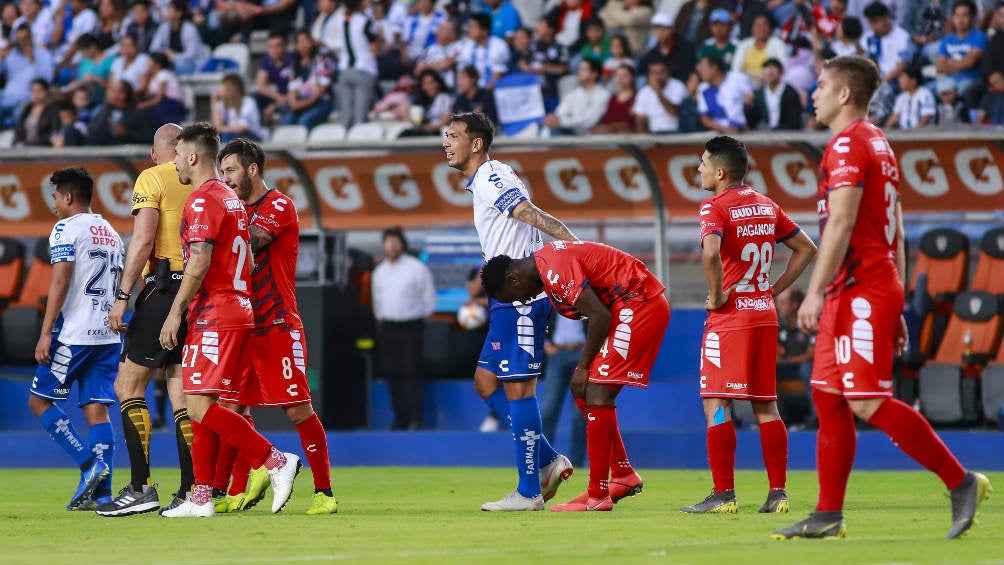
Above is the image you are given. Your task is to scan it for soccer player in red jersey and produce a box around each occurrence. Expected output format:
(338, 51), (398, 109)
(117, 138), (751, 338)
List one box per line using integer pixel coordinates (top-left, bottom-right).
(157, 122), (301, 518)
(481, 241), (670, 511)
(212, 138), (336, 515)
(773, 56), (991, 540)
(682, 136), (817, 515)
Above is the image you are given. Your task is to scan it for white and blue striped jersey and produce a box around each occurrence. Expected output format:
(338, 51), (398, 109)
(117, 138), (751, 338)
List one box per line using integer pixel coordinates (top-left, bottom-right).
(48, 213), (124, 345)
(467, 159), (542, 262)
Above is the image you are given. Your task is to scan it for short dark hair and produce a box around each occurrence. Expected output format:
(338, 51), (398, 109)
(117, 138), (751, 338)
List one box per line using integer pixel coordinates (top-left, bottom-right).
(76, 33), (99, 49)
(582, 57), (602, 77)
(952, 0), (976, 15)
(841, 16), (863, 39)
(178, 121), (220, 161)
(31, 78), (50, 91)
(218, 137), (266, 172)
(449, 112), (495, 151)
(704, 135), (749, 182)
(381, 226), (408, 250)
(469, 12), (492, 32)
(762, 58), (784, 71)
(863, 1), (890, 19)
(822, 55), (881, 108)
(480, 255), (511, 299)
(51, 167), (94, 205)
(902, 65), (924, 83)
(459, 64), (480, 81)
(149, 51), (173, 70)
(701, 54), (727, 73)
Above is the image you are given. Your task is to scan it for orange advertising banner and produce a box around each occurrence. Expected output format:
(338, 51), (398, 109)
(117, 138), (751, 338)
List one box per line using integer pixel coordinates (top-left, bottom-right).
(1, 140), (1001, 238)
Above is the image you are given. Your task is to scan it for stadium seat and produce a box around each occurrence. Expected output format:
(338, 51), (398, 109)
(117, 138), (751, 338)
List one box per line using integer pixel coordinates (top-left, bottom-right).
(270, 125), (308, 144)
(382, 121), (412, 140)
(970, 226), (1004, 296)
(0, 237), (25, 309)
(180, 84), (196, 120)
(1, 239), (49, 364)
(346, 122), (385, 142)
(0, 129), (13, 148)
(981, 346), (1004, 423)
(212, 42), (251, 78)
(307, 123), (346, 143)
(13, 238), (52, 311)
(918, 290), (1003, 425)
(907, 228), (970, 365)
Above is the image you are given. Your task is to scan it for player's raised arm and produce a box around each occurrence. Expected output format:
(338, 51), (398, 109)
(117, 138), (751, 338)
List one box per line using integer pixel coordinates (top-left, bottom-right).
(772, 230), (817, 297)
(512, 199), (579, 242)
(160, 241), (213, 350)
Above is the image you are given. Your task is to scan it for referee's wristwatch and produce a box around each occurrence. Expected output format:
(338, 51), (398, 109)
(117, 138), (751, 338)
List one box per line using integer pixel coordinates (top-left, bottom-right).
(114, 289), (132, 301)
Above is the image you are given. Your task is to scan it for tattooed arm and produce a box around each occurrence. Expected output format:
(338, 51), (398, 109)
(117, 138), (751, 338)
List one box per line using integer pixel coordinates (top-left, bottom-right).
(248, 225), (275, 254)
(160, 241), (214, 350)
(512, 200), (579, 242)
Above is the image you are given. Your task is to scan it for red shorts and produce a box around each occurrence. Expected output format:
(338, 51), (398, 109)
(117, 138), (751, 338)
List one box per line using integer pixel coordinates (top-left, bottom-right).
(589, 295), (670, 389)
(181, 327), (249, 395)
(811, 284), (904, 398)
(700, 326), (778, 400)
(220, 326), (312, 407)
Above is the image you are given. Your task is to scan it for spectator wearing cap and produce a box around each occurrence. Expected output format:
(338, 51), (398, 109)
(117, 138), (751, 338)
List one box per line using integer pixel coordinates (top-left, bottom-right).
(697, 53), (753, 133)
(12, 0), (55, 50)
(543, 58), (610, 134)
(831, 16), (864, 56)
(484, 0), (522, 39)
(149, 0), (209, 74)
(547, 0), (594, 50)
(124, 0), (157, 53)
(639, 12), (697, 82)
(731, 13), (787, 87)
(456, 12), (509, 89)
(633, 58), (689, 133)
(934, 76), (968, 126)
(745, 58), (803, 130)
(0, 24), (55, 129)
(886, 66), (936, 129)
(935, 0), (986, 95)
(598, 0), (654, 56)
(860, 1), (910, 84)
(675, 0), (727, 45)
(696, 8), (736, 68)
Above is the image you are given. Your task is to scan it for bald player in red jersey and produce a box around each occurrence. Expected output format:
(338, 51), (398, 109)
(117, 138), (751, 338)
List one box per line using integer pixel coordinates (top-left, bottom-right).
(158, 123), (301, 518)
(773, 56), (991, 540)
(682, 136), (817, 516)
(481, 241), (670, 511)
(213, 138), (335, 516)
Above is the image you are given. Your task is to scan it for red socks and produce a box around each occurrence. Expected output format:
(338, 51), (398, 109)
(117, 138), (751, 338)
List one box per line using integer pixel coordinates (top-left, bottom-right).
(200, 404), (272, 469)
(813, 388), (857, 512)
(296, 413), (331, 491)
(190, 420), (220, 488)
(586, 405), (615, 499)
(867, 398), (966, 490)
(758, 419), (788, 490)
(707, 420), (736, 492)
(212, 440), (239, 492)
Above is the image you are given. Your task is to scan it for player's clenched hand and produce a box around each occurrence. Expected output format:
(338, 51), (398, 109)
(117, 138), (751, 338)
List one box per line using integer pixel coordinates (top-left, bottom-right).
(570, 366), (589, 398)
(108, 299), (128, 334)
(894, 314), (908, 357)
(35, 333), (52, 365)
(797, 291), (824, 335)
(159, 312), (182, 350)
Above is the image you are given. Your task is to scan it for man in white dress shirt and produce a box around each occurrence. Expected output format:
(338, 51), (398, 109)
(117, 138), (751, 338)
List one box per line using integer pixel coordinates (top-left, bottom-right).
(371, 227), (437, 430)
(543, 59), (611, 135)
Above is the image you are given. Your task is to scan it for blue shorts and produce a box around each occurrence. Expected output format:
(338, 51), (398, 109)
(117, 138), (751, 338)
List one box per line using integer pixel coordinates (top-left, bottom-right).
(478, 297), (552, 381)
(31, 336), (118, 407)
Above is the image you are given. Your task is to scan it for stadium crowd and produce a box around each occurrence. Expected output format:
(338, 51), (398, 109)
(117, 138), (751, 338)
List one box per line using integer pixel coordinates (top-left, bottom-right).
(1, 0), (1003, 146)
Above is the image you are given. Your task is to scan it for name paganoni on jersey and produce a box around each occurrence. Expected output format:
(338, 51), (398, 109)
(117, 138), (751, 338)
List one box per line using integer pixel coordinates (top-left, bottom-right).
(736, 223), (776, 237)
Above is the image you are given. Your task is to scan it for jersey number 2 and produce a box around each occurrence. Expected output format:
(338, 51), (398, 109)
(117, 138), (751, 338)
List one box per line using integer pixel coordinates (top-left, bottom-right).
(231, 236), (250, 291)
(737, 242), (773, 293)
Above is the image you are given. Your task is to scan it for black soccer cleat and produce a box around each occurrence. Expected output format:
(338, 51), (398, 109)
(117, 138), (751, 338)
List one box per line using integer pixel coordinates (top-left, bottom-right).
(947, 471), (993, 539)
(681, 489), (737, 513)
(759, 488), (790, 513)
(772, 511), (846, 540)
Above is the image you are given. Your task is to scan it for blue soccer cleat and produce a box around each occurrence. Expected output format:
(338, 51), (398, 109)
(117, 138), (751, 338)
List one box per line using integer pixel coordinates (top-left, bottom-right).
(67, 458), (110, 510)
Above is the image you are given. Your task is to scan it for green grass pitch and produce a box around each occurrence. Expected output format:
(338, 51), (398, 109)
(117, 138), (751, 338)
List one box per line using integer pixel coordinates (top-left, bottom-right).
(1, 467), (1000, 565)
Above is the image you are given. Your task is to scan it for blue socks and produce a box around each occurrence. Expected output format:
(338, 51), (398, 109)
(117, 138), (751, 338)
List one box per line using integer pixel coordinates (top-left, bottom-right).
(509, 397), (543, 498)
(39, 405), (90, 468)
(485, 387), (511, 428)
(89, 422), (115, 497)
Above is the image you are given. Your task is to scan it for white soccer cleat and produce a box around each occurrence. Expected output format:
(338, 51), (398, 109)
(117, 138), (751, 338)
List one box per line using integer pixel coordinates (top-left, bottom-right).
(539, 454), (574, 502)
(481, 489), (545, 511)
(159, 498), (215, 518)
(269, 452), (302, 513)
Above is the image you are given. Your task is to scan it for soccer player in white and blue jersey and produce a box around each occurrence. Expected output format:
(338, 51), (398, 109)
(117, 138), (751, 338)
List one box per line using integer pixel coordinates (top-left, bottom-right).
(445, 112), (578, 510)
(28, 167), (123, 511)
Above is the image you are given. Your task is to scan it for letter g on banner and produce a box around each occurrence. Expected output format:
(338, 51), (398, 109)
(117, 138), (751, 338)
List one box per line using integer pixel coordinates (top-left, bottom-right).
(0, 174), (30, 221)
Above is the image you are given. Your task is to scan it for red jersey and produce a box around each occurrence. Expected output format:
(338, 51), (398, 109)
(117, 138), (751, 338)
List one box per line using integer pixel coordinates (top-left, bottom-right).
(180, 179), (253, 331)
(533, 241), (665, 320)
(818, 119), (901, 293)
(246, 189), (302, 333)
(699, 185), (800, 331)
